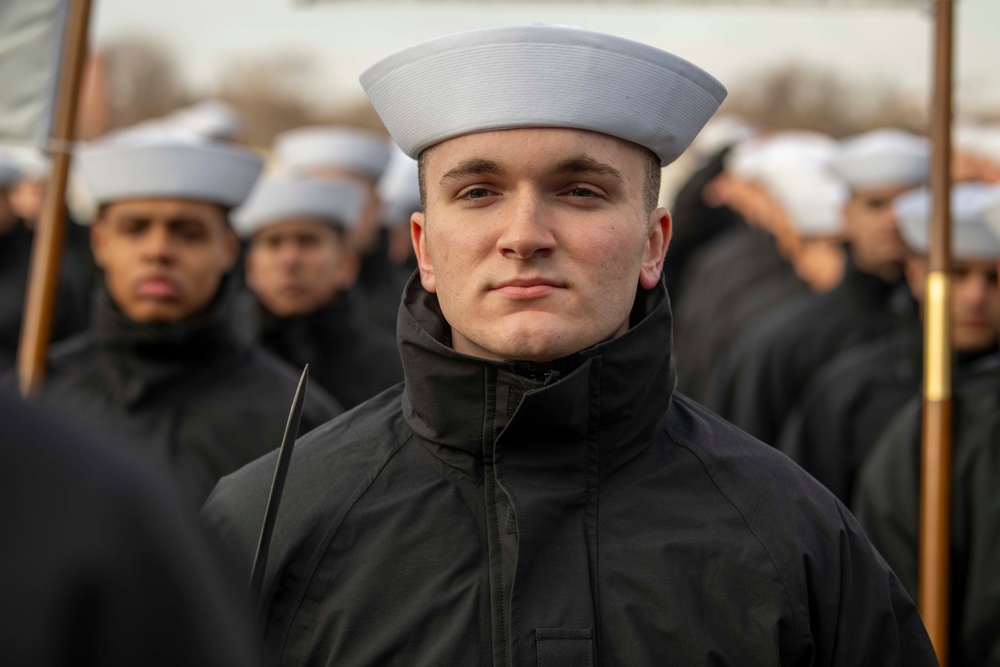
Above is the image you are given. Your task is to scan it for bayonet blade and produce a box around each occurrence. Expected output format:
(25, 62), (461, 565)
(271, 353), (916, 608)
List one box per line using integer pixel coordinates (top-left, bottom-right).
(248, 364), (309, 609)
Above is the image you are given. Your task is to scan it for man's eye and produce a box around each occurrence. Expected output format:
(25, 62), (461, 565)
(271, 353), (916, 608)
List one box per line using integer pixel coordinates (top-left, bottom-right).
(462, 187), (493, 200)
(118, 220), (148, 235)
(568, 187), (597, 198)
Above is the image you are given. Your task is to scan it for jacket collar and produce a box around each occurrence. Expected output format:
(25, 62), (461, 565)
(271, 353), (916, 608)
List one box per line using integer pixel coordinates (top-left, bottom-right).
(90, 276), (248, 406)
(397, 275), (677, 479)
(257, 293), (359, 349)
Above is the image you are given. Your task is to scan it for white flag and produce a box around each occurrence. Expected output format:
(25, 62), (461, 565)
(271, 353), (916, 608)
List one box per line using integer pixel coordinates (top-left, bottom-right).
(0, 0), (68, 146)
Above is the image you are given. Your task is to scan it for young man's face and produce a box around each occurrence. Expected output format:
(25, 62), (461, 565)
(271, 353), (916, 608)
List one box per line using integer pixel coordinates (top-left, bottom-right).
(246, 218), (357, 318)
(303, 166), (383, 255)
(843, 183), (914, 273)
(906, 257), (1000, 351)
(91, 198), (238, 323)
(412, 127), (670, 363)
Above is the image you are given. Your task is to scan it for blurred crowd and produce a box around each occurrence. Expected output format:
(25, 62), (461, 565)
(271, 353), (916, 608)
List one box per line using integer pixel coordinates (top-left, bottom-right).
(2, 91), (1000, 664)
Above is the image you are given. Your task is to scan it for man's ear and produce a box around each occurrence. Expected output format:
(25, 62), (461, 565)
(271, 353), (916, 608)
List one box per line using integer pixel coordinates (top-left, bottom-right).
(411, 211), (436, 293)
(639, 207), (671, 290)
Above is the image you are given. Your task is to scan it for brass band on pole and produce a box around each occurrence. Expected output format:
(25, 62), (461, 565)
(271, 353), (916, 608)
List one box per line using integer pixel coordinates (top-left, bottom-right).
(16, 0), (95, 397)
(922, 272), (952, 403)
(919, 0), (954, 664)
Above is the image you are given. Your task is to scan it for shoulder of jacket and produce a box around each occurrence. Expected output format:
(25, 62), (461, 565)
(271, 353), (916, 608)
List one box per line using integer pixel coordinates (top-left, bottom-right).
(666, 393), (849, 547)
(202, 386), (410, 585)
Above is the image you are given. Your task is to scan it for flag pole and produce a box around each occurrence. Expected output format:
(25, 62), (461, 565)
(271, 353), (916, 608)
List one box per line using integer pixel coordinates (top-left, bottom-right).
(919, 0), (955, 663)
(17, 0), (95, 397)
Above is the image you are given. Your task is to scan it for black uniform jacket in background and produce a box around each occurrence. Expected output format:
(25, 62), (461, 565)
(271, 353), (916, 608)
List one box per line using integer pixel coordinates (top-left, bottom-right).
(777, 324), (923, 503)
(674, 224), (809, 402)
(18, 281), (342, 507)
(0, 390), (258, 667)
(257, 293), (402, 410)
(780, 331), (998, 503)
(0, 218), (95, 374)
(707, 255), (915, 445)
(852, 354), (1000, 667)
(205, 277), (935, 667)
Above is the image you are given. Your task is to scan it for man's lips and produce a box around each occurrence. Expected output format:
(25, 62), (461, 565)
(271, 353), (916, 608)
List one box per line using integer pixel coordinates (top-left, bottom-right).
(135, 277), (180, 299)
(490, 278), (564, 299)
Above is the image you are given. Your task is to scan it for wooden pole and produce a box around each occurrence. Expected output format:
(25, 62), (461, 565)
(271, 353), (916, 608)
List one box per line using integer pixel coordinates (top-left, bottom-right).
(17, 0), (95, 397)
(919, 0), (954, 663)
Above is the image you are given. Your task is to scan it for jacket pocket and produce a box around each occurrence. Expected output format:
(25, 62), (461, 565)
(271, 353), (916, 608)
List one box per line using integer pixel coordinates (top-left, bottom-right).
(535, 628), (593, 667)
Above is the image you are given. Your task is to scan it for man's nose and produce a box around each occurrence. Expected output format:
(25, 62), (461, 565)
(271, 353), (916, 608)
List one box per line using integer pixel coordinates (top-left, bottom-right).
(497, 191), (556, 260)
(276, 241), (305, 268)
(139, 225), (175, 263)
(960, 273), (991, 310)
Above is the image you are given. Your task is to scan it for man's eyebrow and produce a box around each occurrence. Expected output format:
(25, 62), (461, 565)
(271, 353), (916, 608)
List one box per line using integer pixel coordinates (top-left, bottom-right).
(439, 158), (505, 186)
(553, 156), (624, 184)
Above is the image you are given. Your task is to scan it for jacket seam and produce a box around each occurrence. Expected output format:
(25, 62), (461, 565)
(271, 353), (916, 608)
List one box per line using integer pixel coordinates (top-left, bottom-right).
(663, 421), (801, 664)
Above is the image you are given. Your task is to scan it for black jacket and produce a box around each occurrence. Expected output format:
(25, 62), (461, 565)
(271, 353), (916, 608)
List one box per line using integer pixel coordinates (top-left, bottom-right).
(205, 277), (935, 666)
(674, 225), (809, 402)
(780, 330), (997, 503)
(707, 256), (915, 445)
(257, 293), (402, 410)
(853, 354), (1000, 667)
(0, 390), (258, 667)
(20, 282), (342, 507)
(0, 218), (95, 374)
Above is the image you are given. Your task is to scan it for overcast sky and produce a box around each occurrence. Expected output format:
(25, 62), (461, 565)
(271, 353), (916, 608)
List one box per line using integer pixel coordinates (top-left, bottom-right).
(90, 0), (1000, 113)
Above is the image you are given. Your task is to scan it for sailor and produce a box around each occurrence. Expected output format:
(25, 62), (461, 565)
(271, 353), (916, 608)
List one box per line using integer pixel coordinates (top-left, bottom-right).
(674, 131), (835, 401)
(781, 182), (1000, 504)
(0, 147), (94, 374)
(711, 129), (927, 444)
(9, 131), (342, 507)
(274, 126), (397, 329)
(853, 183), (1000, 667)
(235, 176), (402, 409)
(204, 25), (934, 665)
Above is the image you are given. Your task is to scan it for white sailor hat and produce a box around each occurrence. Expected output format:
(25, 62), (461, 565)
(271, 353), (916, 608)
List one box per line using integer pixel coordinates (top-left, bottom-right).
(275, 126), (391, 181)
(725, 131), (836, 181)
(896, 183), (1000, 260)
(0, 148), (24, 186)
(2, 146), (49, 182)
(975, 187), (1000, 246)
(360, 24), (727, 166)
(233, 177), (365, 240)
(761, 167), (848, 238)
(689, 115), (756, 161)
(377, 145), (421, 227)
(165, 101), (244, 142)
(831, 129), (929, 191)
(77, 132), (263, 208)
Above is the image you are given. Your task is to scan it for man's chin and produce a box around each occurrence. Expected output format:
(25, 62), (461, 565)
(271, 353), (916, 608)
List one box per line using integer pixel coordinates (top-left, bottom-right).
(122, 298), (194, 324)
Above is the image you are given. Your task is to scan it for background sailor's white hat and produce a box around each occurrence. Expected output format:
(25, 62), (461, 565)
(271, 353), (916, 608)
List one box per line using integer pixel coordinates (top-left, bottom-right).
(831, 129), (929, 191)
(233, 176), (365, 239)
(274, 126), (391, 181)
(896, 182), (1000, 260)
(77, 129), (263, 208)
